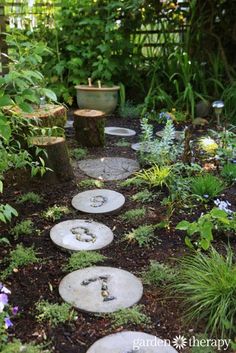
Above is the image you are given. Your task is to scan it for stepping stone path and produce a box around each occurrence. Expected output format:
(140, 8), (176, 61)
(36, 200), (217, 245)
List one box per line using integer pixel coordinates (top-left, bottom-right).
(50, 219), (114, 251)
(78, 157), (140, 181)
(86, 331), (178, 353)
(72, 189), (125, 214)
(131, 142), (152, 152)
(105, 126), (136, 136)
(59, 266), (143, 313)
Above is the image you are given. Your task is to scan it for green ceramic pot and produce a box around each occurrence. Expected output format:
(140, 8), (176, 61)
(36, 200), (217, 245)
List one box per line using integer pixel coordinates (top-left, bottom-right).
(75, 85), (120, 114)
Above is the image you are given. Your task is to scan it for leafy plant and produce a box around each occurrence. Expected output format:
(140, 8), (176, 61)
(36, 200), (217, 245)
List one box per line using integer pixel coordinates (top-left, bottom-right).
(1, 340), (50, 353)
(10, 220), (34, 239)
(43, 205), (70, 221)
(124, 224), (157, 247)
(131, 189), (156, 203)
(115, 139), (130, 147)
(118, 101), (141, 119)
(190, 174), (225, 200)
(135, 165), (171, 189)
(142, 260), (175, 286)
(78, 179), (104, 188)
(16, 192), (43, 204)
(63, 251), (107, 272)
(36, 300), (76, 327)
(190, 335), (216, 353)
(0, 204), (18, 224)
(220, 163), (236, 183)
(1, 244), (39, 280)
(170, 247), (236, 337)
(109, 305), (151, 328)
(70, 147), (88, 160)
(176, 208), (236, 250)
(120, 208), (146, 223)
(198, 136), (218, 154)
(120, 177), (145, 188)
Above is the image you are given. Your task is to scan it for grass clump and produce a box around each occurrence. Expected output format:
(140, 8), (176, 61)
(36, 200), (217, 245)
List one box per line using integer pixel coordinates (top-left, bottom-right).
(170, 246), (236, 337)
(191, 174), (225, 200)
(16, 192), (42, 204)
(10, 220), (34, 238)
(120, 208), (146, 223)
(220, 163), (236, 183)
(78, 179), (104, 188)
(43, 205), (70, 221)
(131, 189), (156, 203)
(1, 340), (50, 353)
(120, 177), (145, 188)
(109, 305), (151, 328)
(71, 147), (88, 160)
(115, 139), (130, 147)
(36, 300), (77, 327)
(1, 244), (39, 280)
(63, 251), (107, 272)
(135, 165), (171, 188)
(118, 101), (141, 119)
(142, 260), (175, 286)
(124, 224), (156, 247)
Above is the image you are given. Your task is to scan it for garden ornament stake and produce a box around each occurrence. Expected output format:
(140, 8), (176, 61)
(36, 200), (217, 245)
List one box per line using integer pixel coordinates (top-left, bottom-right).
(88, 77), (92, 87)
(212, 100), (224, 127)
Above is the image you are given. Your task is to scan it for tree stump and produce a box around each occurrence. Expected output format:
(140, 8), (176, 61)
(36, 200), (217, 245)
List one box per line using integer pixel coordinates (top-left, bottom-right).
(30, 136), (74, 182)
(74, 109), (106, 147)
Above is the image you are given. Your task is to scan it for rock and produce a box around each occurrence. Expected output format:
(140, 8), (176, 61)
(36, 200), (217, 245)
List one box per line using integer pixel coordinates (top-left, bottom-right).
(196, 100), (211, 117)
(192, 117), (209, 127)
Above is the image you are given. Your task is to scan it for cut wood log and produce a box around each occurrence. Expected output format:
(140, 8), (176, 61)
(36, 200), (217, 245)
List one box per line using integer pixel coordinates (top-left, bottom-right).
(74, 109), (106, 147)
(30, 136), (74, 182)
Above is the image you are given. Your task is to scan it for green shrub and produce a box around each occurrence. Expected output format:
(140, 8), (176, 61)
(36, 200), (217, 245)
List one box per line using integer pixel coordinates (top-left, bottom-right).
(131, 189), (156, 203)
(120, 208), (146, 222)
(10, 220), (34, 238)
(109, 305), (151, 328)
(170, 247), (236, 337)
(1, 340), (50, 353)
(142, 260), (175, 286)
(118, 101), (141, 119)
(1, 244), (39, 280)
(16, 192), (42, 204)
(36, 300), (76, 327)
(63, 251), (107, 272)
(115, 139), (130, 147)
(191, 174), (225, 200)
(124, 224), (157, 247)
(220, 163), (236, 183)
(71, 147), (88, 160)
(135, 165), (171, 189)
(78, 179), (104, 188)
(43, 205), (70, 221)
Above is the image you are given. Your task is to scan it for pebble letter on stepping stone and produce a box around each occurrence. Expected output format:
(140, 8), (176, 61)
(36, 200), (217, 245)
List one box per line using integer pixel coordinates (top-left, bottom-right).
(50, 219), (114, 251)
(105, 127), (136, 137)
(78, 157), (140, 181)
(72, 189), (125, 214)
(59, 267), (143, 313)
(86, 331), (178, 353)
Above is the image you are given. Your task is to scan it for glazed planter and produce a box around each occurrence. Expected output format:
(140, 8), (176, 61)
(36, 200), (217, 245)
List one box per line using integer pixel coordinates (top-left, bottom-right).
(75, 84), (120, 114)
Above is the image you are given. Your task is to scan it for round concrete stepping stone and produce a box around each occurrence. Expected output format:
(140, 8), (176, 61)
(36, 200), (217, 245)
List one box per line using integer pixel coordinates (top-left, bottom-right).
(156, 130), (184, 140)
(72, 189), (125, 214)
(78, 157), (140, 181)
(59, 267), (143, 313)
(50, 219), (114, 251)
(86, 331), (178, 353)
(105, 127), (136, 136)
(131, 142), (152, 152)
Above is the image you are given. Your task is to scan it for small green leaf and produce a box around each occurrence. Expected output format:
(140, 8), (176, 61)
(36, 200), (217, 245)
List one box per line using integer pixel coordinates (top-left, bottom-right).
(18, 101), (34, 113)
(41, 88), (57, 102)
(0, 95), (14, 107)
(200, 238), (210, 250)
(176, 220), (190, 230)
(185, 236), (194, 249)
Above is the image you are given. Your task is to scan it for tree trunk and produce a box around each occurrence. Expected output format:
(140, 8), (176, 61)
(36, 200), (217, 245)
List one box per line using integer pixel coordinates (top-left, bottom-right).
(31, 136), (74, 182)
(74, 109), (106, 147)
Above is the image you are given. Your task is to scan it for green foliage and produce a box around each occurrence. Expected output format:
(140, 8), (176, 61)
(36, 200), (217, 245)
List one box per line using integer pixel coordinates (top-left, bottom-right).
(78, 179), (104, 188)
(36, 300), (76, 327)
(71, 147), (88, 160)
(120, 177), (145, 188)
(190, 174), (225, 200)
(43, 205), (70, 221)
(118, 101), (141, 119)
(221, 163), (236, 183)
(1, 340), (50, 353)
(16, 192), (43, 204)
(109, 305), (151, 328)
(63, 251), (107, 272)
(190, 335), (216, 353)
(131, 189), (156, 203)
(120, 208), (146, 223)
(222, 81), (236, 123)
(135, 165), (171, 189)
(0, 204), (18, 224)
(170, 247), (236, 337)
(115, 139), (130, 147)
(176, 208), (236, 250)
(10, 220), (34, 238)
(124, 224), (157, 247)
(142, 260), (175, 286)
(1, 244), (39, 280)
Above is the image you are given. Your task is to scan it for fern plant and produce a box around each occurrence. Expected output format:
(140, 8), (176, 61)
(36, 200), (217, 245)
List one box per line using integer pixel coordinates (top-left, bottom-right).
(135, 165), (171, 188)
